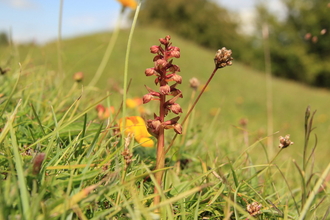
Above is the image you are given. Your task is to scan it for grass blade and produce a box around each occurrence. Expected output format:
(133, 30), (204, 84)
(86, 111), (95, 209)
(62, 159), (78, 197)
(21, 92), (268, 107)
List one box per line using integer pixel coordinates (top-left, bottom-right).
(293, 159), (306, 210)
(30, 102), (46, 135)
(8, 100), (31, 218)
(86, 122), (103, 157)
(275, 164), (300, 215)
(0, 64), (20, 117)
(298, 162), (330, 220)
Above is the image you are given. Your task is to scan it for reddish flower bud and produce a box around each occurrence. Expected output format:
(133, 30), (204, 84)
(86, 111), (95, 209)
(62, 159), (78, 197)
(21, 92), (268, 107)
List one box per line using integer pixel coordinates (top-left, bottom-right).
(170, 103), (182, 114)
(154, 77), (160, 85)
(174, 123), (182, 134)
(147, 119), (162, 136)
(145, 68), (156, 76)
(165, 35), (171, 40)
(159, 35), (171, 45)
(162, 120), (172, 126)
(168, 64), (180, 73)
(96, 104), (105, 112)
(73, 72), (84, 82)
(32, 153), (46, 175)
(153, 54), (163, 62)
(159, 38), (167, 45)
(155, 59), (168, 69)
(304, 33), (312, 40)
(150, 91), (160, 97)
(172, 74), (182, 84)
(171, 116), (180, 123)
(145, 85), (158, 94)
(169, 50), (180, 58)
(166, 73), (174, 79)
(160, 85), (171, 95)
(143, 94), (153, 104)
(150, 45), (160, 54)
(170, 88), (183, 98)
(168, 46), (180, 52)
(166, 93), (182, 105)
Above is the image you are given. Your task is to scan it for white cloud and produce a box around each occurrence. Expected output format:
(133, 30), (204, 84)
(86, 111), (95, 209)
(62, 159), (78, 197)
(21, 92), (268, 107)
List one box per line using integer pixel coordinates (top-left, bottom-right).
(237, 8), (257, 35)
(2, 0), (36, 9)
(67, 16), (98, 27)
(219, 0), (286, 35)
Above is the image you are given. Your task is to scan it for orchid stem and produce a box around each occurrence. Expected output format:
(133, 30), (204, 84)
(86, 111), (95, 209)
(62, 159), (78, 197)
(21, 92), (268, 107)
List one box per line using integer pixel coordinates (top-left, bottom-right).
(153, 93), (166, 212)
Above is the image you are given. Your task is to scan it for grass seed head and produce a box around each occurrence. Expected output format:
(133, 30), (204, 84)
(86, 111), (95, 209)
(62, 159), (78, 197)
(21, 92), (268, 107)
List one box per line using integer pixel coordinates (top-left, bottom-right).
(189, 77), (200, 90)
(214, 47), (233, 69)
(278, 134), (294, 149)
(247, 201), (262, 217)
(73, 71), (84, 82)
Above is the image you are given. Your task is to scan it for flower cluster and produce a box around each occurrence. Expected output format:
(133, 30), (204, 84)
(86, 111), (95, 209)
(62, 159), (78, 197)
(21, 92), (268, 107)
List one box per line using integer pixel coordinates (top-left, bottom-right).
(278, 134), (294, 149)
(214, 47), (233, 69)
(143, 35), (183, 136)
(246, 201), (262, 217)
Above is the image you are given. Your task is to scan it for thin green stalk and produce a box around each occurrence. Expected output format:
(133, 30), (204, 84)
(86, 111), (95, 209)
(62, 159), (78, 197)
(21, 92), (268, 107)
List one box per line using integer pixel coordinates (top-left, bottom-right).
(115, 139), (134, 206)
(298, 162), (330, 220)
(275, 164), (300, 215)
(9, 100), (31, 218)
(57, 0), (63, 75)
(303, 107), (316, 172)
(121, 3), (141, 129)
(76, 113), (87, 155)
(303, 106), (310, 173)
(87, 8), (124, 88)
(244, 148), (283, 184)
(0, 63), (20, 118)
(263, 23), (274, 157)
(115, 3), (141, 207)
(30, 102), (46, 135)
(293, 159), (307, 209)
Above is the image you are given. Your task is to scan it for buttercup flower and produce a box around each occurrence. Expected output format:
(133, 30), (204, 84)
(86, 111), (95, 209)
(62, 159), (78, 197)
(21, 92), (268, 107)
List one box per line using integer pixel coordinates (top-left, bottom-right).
(116, 0), (137, 9)
(126, 98), (143, 108)
(119, 116), (154, 147)
(126, 98), (146, 114)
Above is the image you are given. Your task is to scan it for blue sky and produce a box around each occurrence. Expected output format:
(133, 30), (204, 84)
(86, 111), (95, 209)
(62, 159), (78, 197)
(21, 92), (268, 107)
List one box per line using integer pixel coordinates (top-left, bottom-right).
(0, 0), (282, 44)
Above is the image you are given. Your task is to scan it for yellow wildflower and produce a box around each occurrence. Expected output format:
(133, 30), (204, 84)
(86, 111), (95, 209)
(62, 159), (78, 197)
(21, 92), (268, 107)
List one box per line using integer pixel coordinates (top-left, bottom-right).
(126, 98), (143, 109)
(119, 116), (154, 147)
(116, 0), (137, 9)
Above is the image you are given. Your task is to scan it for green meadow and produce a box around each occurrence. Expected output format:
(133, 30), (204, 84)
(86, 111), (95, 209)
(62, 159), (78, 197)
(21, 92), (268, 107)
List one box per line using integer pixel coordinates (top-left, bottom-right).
(0, 26), (330, 219)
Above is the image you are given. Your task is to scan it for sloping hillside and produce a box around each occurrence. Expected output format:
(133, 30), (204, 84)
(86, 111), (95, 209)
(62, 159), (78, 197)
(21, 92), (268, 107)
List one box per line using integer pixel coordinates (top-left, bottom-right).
(4, 26), (330, 163)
